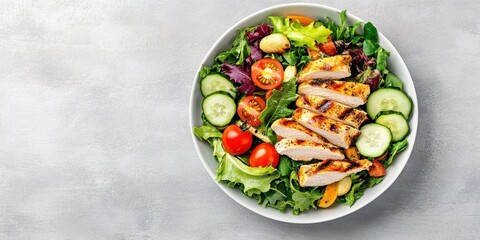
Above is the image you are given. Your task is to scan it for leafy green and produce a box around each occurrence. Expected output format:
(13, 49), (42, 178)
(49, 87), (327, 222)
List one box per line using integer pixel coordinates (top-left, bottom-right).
(215, 29), (250, 65)
(278, 156), (292, 177)
(217, 153), (280, 196)
(289, 171), (322, 214)
(324, 10), (362, 42)
(384, 72), (403, 90)
(193, 125), (222, 145)
(383, 139), (409, 167)
(376, 48), (390, 74)
(269, 16), (332, 50)
(354, 67), (372, 83)
(258, 79), (298, 142)
(363, 22), (378, 42)
(212, 138), (226, 161)
(363, 39), (379, 56)
(281, 45), (310, 68)
(344, 179), (365, 206)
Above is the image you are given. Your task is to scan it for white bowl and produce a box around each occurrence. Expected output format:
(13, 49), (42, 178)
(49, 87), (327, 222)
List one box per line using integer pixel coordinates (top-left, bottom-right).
(189, 3), (418, 224)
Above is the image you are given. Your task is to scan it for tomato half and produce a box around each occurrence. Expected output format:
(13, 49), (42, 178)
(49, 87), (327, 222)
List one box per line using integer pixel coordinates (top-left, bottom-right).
(222, 125), (252, 155)
(251, 58), (284, 90)
(237, 96), (266, 127)
(369, 160), (386, 177)
(249, 143), (280, 168)
(319, 36), (337, 56)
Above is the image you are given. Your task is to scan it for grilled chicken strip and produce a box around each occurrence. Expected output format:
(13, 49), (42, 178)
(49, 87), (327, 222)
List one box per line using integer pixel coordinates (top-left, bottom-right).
(297, 55), (352, 83)
(298, 79), (370, 108)
(271, 118), (333, 146)
(298, 159), (372, 187)
(275, 138), (344, 161)
(296, 95), (369, 128)
(292, 108), (361, 149)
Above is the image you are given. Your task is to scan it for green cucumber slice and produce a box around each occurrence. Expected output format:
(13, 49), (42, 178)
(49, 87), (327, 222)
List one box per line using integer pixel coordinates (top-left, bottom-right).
(375, 111), (409, 142)
(366, 88), (412, 119)
(202, 92), (236, 127)
(201, 74), (236, 98)
(356, 123), (392, 158)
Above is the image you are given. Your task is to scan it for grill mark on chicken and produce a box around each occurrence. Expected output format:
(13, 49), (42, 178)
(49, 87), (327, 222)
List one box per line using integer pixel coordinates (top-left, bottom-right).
(338, 108), (354, 120)
(345, 160), (360, 171)
(317, 99), (333, 112)
(316, 160), (333, 171)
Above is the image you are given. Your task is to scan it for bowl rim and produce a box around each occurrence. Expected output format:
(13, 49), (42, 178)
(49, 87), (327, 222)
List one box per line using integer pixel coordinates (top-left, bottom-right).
(189, 2), (418, 224)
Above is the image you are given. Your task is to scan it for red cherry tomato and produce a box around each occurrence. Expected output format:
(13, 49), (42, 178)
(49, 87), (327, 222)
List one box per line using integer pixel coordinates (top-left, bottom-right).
(369, 160), (386, 177)
(222, 125), (252, 155)
(249, 143), (280, 168)
(251, 58), (284, 90)
(319, 36), (337, 56)
(237, 96), (266, 127)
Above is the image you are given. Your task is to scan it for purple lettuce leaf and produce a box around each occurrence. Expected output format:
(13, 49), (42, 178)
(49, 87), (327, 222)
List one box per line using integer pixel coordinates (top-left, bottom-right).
(365, 69), (382, 91)
(246, 24), (272, 43)
(348, 48), (376, 76)
(244, 41), (263, 67)
(220, 63), (256, 95)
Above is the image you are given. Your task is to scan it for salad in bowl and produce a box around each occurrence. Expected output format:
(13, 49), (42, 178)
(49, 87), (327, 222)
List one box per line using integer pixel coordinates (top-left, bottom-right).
(190, 4), (417, 223)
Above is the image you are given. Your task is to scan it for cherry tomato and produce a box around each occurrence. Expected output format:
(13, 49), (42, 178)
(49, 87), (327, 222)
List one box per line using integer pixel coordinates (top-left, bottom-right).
(237, 96), (266, 127)
(249, 143), (280, 168)
(369, 160), (386, 177)
(222, 125), (252, 155)
(319, 36), (337, 56)
(251, 59), (284, 90)
(287, 15), (315, 26)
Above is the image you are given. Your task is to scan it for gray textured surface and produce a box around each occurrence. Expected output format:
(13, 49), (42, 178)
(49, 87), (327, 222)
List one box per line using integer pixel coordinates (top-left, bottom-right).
(1, 0), (479, 239)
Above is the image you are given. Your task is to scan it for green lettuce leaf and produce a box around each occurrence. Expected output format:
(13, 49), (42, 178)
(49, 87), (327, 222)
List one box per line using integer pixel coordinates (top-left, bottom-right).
(217, 153), (280, 196)
(193, 125), (222, 145)
(258, 79), (298, 142)
(215, 29), (250, 65)
(269, 16), (332, 50)
(376, 48), (390, 74)
(289, 171), (321, 214)
(384, 72), (403, 90)
(383, 139), (409, 167)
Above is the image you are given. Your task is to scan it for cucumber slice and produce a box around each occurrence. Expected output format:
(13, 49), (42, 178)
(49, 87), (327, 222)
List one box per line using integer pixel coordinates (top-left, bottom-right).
(356, 123), (392, 158)
(202, 92), (236, 127)
(201, 74), (236, 98)
(375, 111), (410, 142)
(366, 88), (412, 119)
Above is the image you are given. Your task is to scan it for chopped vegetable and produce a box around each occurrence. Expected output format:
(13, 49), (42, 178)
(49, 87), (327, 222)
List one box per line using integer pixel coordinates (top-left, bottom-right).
(268, 16), (332, 50)
(318, 181), (338, 208)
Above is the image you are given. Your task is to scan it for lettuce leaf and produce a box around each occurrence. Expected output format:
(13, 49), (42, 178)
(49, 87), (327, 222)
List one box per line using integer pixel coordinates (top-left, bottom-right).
(220, 62), (257, 95)
(269, 16), (332, 50)
(246, 24), (272, 43)
(217, 153), (280, 196)
(215, 29), (250, 65)
(258, 79), (298, 142)
(193, 125), (222, 145)
(383, 139), (408, 167)
(384, 72), (403, 90)
(289, 171), (322, 214)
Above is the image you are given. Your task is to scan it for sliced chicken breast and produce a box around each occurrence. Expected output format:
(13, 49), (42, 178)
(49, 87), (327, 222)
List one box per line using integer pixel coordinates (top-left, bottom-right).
(297, 55), (352, 83)
(298, 79), (370, 108)
(275, 138), (344, 161)
(292, 108), (361, 149)
(271, 118), (333, 146)
(298, 159), (372, 187)
(296, 95), (369, 128)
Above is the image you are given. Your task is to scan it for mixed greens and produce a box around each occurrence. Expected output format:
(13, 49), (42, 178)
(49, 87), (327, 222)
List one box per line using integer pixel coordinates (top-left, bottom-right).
(194, 10), (412, 214)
